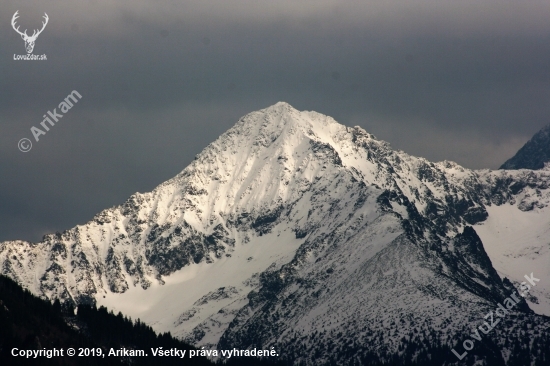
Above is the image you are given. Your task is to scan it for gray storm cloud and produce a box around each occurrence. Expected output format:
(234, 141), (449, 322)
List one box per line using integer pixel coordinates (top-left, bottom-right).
(1, 0), (550, 241)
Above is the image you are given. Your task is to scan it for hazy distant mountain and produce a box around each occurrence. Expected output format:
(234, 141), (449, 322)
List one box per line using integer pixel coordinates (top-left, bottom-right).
(2, 103), (550, 365)
(500, 124), (550, 169)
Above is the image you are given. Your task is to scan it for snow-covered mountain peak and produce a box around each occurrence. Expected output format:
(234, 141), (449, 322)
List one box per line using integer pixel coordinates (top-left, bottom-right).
(158, 102), (383, 225)
(2, 103), (550, 365)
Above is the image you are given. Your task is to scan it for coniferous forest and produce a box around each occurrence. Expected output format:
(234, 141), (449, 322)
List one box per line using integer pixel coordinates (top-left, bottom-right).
(0, 275), (287, 366)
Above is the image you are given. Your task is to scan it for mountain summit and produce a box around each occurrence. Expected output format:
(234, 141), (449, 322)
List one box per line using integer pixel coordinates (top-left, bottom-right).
(2, 103), (550, 365)
(500, 124), (550, 169)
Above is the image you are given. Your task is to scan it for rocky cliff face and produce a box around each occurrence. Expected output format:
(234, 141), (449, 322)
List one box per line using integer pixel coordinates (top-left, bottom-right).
(2, 103), (550, 365)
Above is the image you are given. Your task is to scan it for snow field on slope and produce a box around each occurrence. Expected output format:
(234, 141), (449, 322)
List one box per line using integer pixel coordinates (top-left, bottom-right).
(474, 203), (550, 316)
(98, 225), (304, 338)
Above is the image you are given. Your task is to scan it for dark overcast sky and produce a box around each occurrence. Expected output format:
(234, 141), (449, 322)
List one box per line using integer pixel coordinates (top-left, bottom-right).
(2, 0), (550, 242)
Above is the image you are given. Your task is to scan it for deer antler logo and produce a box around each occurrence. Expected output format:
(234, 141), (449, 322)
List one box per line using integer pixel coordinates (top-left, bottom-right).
(11, 11), (49, 54)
